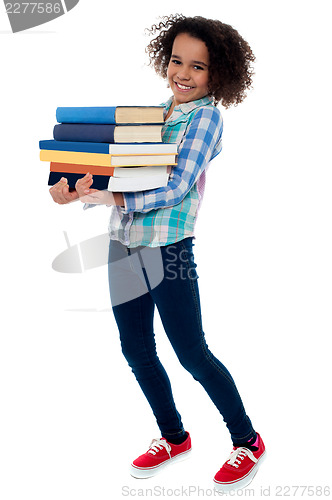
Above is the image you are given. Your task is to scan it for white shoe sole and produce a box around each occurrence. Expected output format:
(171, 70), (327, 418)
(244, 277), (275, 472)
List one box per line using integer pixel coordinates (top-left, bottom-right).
(130, 448), (192, 479)
(213, 450), (266, 492)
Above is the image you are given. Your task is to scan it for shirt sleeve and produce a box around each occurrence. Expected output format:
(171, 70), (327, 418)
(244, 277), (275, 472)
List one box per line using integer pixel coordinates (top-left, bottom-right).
(121, 106), (223, 214)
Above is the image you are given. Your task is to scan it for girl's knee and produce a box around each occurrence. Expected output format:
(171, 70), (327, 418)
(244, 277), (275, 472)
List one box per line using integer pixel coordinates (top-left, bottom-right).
(120, 338), (158, 368)
(177, 348), (211, 379)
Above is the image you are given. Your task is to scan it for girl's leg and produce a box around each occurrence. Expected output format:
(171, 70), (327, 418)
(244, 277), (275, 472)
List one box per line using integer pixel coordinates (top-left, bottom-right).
(149, 238), (256, 446)
(108, 239), (186, 441)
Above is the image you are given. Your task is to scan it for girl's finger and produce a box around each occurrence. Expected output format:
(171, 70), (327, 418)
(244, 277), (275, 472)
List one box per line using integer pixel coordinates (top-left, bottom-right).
(77, 177), (93, 187)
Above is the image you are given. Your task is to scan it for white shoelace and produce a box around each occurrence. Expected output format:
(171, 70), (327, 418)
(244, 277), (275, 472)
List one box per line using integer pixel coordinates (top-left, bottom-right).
(227, 447), (258, 468)
(147, 438), (172, 458)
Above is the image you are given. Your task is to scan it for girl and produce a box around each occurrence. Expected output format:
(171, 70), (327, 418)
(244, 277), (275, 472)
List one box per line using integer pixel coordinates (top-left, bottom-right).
(49, 14), (265, 492)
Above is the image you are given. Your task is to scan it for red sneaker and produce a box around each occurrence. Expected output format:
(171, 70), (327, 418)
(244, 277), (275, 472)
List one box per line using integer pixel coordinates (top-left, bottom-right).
(130, 433), (192, 478)
(213, 432), (266, 492)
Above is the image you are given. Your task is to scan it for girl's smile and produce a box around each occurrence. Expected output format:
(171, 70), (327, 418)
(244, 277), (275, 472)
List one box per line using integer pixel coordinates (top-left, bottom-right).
(174, 82), (194, 91)
(167, 32), (210, 107)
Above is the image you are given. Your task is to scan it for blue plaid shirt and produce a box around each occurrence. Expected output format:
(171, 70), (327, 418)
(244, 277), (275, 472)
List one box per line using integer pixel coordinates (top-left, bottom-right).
(96, 95), (222, 247)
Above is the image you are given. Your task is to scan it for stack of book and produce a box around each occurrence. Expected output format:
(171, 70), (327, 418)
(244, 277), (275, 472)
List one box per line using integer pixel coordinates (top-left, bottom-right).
(40, 106), (178, 191)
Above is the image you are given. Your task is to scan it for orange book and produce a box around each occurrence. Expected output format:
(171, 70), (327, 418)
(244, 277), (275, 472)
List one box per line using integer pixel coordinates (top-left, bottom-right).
(50, 162), (115, 176)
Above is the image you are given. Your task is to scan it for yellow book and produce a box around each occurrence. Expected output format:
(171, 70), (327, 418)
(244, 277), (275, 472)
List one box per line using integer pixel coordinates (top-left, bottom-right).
(40, 150), (177, 167)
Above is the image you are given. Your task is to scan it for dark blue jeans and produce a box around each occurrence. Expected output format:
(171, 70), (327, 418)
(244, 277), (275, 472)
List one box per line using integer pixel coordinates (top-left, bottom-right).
(108, 237), (256, 446)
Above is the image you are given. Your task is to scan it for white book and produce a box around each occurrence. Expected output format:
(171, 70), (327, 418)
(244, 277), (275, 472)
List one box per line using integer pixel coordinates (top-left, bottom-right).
(108, 173), (169, 192)
(107, 143), (178, 155)
(113, 165), (169, 178)
(111, 154), (176, 166)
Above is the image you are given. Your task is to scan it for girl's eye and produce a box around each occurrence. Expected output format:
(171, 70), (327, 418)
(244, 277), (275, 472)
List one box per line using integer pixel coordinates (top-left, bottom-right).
(194, 65), (204, 70)
(171, 59), (181, 65)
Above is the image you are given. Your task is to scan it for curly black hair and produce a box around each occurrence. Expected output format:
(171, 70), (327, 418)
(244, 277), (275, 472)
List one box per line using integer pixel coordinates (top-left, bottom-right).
(146, 14), (255, 108)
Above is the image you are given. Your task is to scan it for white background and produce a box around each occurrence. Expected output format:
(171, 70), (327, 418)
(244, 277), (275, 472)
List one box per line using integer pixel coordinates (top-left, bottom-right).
(0, 1), (331, 499)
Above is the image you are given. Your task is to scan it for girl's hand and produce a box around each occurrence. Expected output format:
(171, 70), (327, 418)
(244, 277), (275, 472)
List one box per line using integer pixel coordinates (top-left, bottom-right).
(76, 173), (124, 206)
(75, 173), (94, 199)
(79, 188), (116, 205)
(49, 178), (79, 204)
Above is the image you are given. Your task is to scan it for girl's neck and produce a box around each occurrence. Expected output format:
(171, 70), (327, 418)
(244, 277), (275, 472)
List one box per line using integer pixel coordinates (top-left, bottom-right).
(165, 97), (180, 121)
(165, 101), (175, 121)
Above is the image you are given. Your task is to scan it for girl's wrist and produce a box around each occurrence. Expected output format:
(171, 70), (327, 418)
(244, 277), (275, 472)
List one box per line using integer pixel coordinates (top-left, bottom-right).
(112, 192), (124, 207)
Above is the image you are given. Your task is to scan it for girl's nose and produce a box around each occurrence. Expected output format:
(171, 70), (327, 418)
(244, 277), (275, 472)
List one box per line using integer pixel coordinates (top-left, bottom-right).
(177, 68), (190, 80)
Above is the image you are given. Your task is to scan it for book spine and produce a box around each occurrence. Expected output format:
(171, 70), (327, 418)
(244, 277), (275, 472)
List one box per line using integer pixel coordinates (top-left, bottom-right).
(40, 139), (110, 154)
(53, 124), (115, 143)
(40, 150), (112, 166)
(50, 162), (115, 176)
(56, 107), (116, 124)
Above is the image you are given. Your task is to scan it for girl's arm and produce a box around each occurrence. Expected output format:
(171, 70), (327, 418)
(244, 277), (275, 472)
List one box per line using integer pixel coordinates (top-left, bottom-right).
(121, 106), (222, 214)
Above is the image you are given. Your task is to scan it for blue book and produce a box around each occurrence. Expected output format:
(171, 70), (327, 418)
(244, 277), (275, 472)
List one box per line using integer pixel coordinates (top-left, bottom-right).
(39, 140), (178, 156)
(56, 106), (164, 124)
(52, 123), (163, 143)
(40, 140), (110, 154)
(48, 171), (110, 190)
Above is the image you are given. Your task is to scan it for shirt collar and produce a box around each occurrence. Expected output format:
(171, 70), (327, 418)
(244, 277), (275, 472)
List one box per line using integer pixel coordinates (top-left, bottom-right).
(161, 95), (214, 116)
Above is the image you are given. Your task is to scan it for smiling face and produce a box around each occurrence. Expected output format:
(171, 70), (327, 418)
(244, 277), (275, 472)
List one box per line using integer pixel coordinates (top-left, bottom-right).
(167, 32), (210, 107)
